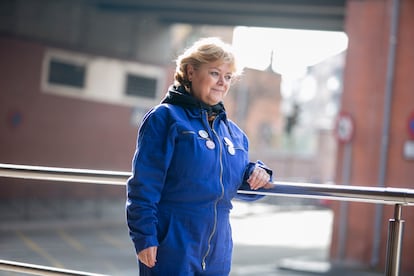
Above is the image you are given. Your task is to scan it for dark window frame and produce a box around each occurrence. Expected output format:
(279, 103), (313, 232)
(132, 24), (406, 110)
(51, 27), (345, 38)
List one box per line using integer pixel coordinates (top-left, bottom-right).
(124, 73), (157, 99)
(47, 58), (86, 90)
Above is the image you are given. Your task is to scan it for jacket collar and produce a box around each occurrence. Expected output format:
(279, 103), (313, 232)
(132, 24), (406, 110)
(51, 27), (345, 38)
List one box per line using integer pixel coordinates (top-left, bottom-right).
(161, 85), (226, 119)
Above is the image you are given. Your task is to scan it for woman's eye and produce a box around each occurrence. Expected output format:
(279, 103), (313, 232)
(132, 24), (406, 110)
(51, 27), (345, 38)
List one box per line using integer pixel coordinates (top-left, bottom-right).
(210, 71), (219, 77)
(225, 75), (233, 81)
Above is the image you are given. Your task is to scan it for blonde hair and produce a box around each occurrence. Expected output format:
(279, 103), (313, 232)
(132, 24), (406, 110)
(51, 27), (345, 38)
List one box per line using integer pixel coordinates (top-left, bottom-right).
(174, 37), (241, 87)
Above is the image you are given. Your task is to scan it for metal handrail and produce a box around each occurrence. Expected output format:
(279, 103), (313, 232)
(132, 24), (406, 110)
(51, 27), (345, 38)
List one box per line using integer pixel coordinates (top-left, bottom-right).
(0, 259), (108, 276)
(0, 163), (129, 185)
(1, 163), (414, 206)
(0, 163), (413, 276)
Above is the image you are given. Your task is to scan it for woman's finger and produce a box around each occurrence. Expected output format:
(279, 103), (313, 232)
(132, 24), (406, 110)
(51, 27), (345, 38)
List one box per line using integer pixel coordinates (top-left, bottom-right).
(247, 167), (269, 190)
(138, 246), (157, 268)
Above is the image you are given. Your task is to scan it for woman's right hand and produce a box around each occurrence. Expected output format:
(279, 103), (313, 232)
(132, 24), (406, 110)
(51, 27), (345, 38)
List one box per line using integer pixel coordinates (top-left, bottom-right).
(247, 166), (273, 190)
(138, 246), (158, 268)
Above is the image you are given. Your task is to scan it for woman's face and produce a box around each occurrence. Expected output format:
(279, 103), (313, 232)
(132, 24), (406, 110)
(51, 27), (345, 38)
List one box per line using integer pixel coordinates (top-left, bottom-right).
(187, 61), (233, 105)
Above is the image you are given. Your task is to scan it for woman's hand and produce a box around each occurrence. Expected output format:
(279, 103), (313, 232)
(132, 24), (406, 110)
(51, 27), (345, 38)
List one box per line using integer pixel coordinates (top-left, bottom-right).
(247, 166), (273, 190)
(138, 246), (158, 268)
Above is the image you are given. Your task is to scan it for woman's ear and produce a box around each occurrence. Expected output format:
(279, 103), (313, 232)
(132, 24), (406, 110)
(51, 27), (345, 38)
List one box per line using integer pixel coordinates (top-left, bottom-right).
(186, 64), (194, 81)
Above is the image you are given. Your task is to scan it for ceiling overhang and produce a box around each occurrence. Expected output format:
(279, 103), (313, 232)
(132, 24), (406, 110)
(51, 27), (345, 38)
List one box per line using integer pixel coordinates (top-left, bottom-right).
(96, 0), (346, 31)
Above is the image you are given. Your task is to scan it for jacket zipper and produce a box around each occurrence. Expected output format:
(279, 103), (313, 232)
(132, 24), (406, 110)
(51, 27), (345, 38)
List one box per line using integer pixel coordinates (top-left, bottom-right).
(201, 115), (225, 271)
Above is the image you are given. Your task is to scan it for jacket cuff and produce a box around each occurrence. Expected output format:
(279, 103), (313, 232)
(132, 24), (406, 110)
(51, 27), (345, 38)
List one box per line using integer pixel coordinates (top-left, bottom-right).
(132, 236), (159, 254)
(244, 160), (273, 182)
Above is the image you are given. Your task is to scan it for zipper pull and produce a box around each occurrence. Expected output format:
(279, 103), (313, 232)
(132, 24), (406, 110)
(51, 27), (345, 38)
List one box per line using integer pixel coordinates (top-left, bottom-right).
(202, 261), (206, 271)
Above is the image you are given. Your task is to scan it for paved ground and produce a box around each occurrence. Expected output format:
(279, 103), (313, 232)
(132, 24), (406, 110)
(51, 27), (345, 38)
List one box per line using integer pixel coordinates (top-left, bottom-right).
(0, 199), (383, 276)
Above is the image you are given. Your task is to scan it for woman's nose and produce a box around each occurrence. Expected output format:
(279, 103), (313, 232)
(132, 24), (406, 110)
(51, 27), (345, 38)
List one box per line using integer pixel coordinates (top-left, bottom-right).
(217, 75), (225, 85)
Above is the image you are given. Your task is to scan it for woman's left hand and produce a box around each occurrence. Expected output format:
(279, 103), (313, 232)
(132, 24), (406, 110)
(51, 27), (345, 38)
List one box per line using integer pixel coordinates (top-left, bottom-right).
(247, 166), (273, 190)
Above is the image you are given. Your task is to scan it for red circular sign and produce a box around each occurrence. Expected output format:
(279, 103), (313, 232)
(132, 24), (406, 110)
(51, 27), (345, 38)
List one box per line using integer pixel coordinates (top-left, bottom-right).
(335, 111), (354, 143)
(408, 111), (414, 139)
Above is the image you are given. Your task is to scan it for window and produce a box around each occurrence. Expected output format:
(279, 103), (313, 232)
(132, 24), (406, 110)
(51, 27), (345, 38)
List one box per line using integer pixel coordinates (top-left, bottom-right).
(125, 74), (157, 99)
(48, 59), (86, 89)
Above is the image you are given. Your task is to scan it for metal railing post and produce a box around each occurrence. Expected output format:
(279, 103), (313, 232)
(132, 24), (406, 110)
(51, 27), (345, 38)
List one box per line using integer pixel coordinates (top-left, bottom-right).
(385, 204), (404, 276)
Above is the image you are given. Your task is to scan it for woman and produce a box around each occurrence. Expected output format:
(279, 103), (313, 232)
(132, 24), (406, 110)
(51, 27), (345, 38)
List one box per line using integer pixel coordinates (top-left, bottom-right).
(126, 37), (274, 275)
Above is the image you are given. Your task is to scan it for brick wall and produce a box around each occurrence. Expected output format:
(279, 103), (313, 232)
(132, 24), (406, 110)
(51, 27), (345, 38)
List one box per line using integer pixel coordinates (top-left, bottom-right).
(330, 0), (414, 272)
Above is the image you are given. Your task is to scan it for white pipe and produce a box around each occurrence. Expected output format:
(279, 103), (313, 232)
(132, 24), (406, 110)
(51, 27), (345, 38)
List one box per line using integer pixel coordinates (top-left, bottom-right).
(371, 0), (400, 268)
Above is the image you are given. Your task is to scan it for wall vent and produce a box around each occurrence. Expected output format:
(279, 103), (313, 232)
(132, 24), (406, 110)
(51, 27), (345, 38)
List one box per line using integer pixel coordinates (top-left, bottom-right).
(125, 74), (157, 99)
(48, 59), (86, 89)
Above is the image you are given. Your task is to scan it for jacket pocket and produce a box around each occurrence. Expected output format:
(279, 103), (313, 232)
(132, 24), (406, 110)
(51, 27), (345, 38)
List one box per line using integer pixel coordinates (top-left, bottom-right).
(157, 210), (173, 246)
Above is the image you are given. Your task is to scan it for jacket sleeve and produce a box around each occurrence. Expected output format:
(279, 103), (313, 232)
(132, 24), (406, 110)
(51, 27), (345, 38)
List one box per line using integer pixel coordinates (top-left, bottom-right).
(235, 160), (273, 201)
(126, 106), (176, 254)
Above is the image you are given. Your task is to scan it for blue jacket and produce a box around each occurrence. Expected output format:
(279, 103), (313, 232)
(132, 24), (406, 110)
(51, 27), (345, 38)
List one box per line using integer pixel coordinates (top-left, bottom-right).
(126, 85), (272, 275)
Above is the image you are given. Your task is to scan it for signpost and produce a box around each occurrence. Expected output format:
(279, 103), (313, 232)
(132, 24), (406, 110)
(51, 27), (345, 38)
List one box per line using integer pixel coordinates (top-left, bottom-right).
(334, 111), (354, 259)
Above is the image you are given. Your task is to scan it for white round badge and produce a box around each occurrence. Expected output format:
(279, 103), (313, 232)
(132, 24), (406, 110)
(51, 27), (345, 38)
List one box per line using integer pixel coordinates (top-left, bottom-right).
(198, 130), (209, 139)
(224, 137), (233, 147)
(206, 140), (215, 150)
